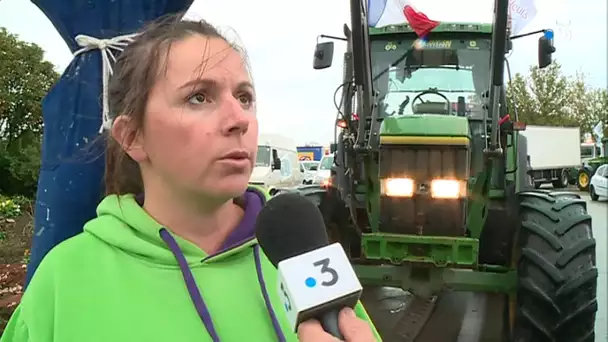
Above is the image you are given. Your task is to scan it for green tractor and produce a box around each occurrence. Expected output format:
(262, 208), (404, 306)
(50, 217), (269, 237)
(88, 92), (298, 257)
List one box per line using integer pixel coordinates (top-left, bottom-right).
(284, 0), (597, 340)
(577, 156), (608, 192)
(577, 141), (607, 191)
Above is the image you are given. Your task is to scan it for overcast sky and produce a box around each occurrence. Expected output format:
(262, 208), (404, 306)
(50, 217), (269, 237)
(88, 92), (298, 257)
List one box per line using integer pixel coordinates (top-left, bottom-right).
(0, 0), (605, 145)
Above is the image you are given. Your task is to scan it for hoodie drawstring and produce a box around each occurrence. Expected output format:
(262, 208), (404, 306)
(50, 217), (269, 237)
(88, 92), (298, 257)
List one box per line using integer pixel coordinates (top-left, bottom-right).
(159, 228), (286, 342)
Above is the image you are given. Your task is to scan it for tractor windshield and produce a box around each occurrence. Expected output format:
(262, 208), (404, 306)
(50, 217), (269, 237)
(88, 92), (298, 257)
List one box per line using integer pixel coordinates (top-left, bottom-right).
(370, 38), (491, 118)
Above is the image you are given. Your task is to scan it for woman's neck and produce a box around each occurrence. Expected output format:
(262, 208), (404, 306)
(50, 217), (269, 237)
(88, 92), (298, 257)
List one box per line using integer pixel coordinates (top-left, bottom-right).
(142, 185), (244, 255)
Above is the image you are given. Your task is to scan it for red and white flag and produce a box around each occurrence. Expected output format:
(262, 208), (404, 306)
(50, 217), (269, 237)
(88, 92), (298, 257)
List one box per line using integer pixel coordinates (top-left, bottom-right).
(368, 0), (440, 38)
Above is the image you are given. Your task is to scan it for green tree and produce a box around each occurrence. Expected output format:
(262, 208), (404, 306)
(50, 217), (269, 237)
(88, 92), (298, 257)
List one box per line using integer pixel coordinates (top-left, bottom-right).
(507, 61), (608, 138)
(526, 63), (576, 126)
(586, 88), (608, 126)
(568, 72), (591, 132)
(567, 73), (608, 135)
(506, 72), (536, 122)
(0, 27), (59, 196)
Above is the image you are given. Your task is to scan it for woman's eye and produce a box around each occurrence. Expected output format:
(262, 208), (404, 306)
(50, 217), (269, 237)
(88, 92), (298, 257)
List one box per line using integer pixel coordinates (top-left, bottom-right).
(238, 93), (253, 106)
(188, 93), (207, 105)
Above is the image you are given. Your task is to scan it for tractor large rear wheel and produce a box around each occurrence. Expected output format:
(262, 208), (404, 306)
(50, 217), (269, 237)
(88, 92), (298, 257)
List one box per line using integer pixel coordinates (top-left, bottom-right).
(508, 191), (597, 341)
(577, 170), (591, 191)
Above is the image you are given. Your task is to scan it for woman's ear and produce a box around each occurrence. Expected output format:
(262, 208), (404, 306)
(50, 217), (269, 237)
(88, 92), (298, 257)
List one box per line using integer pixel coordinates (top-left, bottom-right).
(111, 115), (147, 162)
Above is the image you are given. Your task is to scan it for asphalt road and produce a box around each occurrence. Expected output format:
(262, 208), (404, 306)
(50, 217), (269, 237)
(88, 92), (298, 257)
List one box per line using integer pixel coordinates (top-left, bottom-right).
(362, 190), (607, 341)
(588, 193), (607, 342)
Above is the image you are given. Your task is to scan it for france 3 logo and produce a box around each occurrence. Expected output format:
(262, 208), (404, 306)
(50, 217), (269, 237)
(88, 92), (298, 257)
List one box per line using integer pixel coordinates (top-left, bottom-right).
(277, 243), (362, 316)
(280, 257), (340, 312)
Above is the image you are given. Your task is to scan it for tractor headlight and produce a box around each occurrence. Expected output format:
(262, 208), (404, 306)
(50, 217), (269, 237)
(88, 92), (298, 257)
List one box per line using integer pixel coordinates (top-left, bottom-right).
(430, 179), (466, 199)
(382, 178), (415, 197)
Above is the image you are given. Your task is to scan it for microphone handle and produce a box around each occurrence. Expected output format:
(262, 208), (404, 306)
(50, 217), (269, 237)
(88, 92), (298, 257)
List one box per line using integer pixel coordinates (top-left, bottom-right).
(319, 310), (344, 340)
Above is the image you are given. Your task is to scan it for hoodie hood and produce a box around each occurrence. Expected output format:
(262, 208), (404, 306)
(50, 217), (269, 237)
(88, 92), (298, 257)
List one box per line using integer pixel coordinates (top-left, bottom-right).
(84, 187), (268, 267)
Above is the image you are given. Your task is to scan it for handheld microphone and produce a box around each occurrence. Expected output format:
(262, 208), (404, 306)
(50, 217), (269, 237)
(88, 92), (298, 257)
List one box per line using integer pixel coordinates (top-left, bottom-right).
(255, 192), (362, 339)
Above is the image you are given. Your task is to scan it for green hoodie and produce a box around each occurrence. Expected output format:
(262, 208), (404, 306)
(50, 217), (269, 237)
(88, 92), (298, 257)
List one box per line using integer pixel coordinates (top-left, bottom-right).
(1, 188), (380, 341)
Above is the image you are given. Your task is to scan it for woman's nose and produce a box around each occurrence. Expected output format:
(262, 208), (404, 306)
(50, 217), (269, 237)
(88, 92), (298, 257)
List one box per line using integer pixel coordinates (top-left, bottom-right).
(220, 96), (250, 135)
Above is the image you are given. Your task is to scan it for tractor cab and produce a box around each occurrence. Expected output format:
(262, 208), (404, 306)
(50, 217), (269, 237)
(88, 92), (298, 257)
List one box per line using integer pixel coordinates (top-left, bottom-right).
(371, 34), (489, 120)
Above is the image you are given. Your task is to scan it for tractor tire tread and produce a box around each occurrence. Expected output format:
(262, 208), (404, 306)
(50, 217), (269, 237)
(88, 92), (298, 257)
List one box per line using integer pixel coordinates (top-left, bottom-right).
(512, 191), (597, 342)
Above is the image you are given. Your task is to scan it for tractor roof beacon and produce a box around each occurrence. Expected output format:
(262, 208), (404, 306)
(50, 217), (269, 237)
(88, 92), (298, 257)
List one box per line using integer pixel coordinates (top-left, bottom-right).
(285, 0), (597, 340)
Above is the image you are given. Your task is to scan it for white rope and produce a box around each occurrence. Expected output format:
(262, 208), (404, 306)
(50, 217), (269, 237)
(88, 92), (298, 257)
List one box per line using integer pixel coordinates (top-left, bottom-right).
(73, 33), (140, 133)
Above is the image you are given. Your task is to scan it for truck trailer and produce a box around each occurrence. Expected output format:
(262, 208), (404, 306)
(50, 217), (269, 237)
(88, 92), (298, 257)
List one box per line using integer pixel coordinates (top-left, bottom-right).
(520, 125), (581, 188)
(297, 146), (324, 161)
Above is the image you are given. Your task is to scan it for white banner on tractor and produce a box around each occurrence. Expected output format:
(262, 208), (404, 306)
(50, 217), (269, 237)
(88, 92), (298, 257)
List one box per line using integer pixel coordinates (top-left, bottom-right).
(508, 0), (538, 35)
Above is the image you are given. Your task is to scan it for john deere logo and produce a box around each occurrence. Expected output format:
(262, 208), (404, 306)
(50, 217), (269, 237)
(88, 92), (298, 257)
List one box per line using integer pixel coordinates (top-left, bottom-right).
(385, 42), (397, 51)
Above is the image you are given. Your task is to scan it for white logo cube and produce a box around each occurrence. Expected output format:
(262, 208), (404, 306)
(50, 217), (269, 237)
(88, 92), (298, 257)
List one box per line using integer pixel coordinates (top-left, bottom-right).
(276, 243), (362, 331)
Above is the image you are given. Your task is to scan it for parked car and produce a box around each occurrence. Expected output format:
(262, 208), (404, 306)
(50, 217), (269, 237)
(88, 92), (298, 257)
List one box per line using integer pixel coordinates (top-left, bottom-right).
(300, 161), (319, 184)
(589, 164), (608, 201)
(313, 155), (334, 186)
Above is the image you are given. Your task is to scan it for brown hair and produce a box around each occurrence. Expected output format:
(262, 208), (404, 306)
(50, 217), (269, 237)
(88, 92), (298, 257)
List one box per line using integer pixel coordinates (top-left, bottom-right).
(104, 13), (247, 196)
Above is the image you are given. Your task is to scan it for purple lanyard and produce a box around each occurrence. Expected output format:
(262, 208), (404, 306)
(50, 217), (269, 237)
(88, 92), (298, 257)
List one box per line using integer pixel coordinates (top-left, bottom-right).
(160, 228), (286, 342)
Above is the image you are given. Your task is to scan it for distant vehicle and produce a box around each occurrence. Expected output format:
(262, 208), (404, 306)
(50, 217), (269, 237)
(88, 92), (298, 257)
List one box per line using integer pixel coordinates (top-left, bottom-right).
(519, 125), (580, 188)
(297, 146), (324, 161)
(580, 142), (602, 163)
(300, 161), (319, 184)
(250, 134), (302, 194)
(577, 141), (606, 191)
(589, 164), (608, 201)
(313, 154), (334, 186)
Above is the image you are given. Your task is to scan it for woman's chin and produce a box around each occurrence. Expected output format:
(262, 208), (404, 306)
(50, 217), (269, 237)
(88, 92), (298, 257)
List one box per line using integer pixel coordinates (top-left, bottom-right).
(204, 177), (251, 198)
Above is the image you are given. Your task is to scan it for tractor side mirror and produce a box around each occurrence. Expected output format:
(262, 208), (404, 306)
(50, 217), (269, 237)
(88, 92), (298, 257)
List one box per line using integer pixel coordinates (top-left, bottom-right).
(313, 42), (334, 70)
(538, 31), (556, 69)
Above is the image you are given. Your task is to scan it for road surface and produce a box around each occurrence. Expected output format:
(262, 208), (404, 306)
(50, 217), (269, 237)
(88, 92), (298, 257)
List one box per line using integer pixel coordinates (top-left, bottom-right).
(361, 191), (607, 341)
(589, 193), (607, 342)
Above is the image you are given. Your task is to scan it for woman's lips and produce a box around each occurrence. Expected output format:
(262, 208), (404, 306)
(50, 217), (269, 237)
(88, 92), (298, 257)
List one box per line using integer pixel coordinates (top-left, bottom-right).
(222, 150), (250, 160)
(217, 150), (251, 168)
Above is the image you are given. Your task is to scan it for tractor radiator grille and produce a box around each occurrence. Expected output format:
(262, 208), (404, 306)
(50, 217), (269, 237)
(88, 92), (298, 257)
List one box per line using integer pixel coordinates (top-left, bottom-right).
(378, 145), (470, 237)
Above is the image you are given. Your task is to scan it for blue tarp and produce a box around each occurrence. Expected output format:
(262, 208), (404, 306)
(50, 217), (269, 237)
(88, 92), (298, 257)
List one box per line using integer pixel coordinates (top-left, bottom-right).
(26, 0), (194, 286)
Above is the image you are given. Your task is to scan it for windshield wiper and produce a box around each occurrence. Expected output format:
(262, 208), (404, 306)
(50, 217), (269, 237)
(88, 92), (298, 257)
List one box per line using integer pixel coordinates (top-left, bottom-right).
(372, 49), (413, 82)
(374, 61), (474, 84)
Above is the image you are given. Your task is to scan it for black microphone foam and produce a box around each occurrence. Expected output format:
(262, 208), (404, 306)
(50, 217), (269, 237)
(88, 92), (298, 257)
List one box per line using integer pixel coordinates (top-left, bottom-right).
(255, 192), (330, 267)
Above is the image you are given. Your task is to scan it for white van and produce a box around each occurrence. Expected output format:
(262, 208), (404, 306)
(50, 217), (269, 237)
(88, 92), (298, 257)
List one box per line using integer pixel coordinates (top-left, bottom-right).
(313, 154), (334, 185)
(249, 134), (302, 193)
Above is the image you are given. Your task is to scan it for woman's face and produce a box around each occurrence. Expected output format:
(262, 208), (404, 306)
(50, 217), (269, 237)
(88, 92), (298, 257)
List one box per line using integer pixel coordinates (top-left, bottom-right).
(136, 35), (258, 199)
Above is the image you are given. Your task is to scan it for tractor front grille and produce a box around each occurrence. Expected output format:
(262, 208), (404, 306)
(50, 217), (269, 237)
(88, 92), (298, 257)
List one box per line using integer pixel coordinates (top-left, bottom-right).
(378, 144), (470, 237)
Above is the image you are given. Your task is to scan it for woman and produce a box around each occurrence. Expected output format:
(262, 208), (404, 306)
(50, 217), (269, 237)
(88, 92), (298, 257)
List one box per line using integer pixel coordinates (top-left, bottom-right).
(1, 14), (380, 342)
